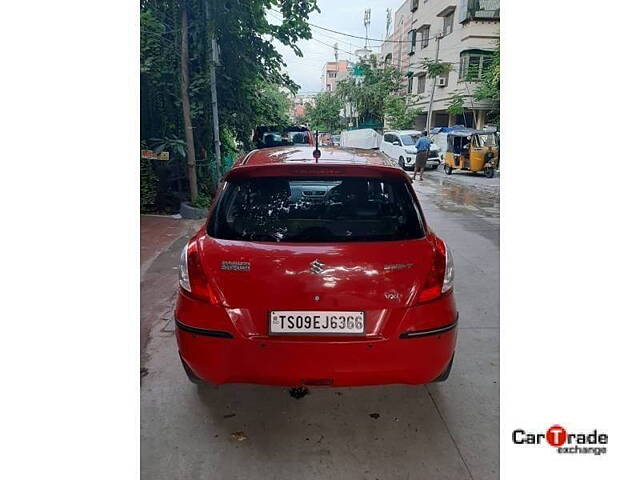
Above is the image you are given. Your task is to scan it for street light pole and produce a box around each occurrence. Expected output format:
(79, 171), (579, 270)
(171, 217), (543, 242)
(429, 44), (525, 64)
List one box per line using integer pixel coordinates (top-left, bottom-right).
(426, 33), (442, 131)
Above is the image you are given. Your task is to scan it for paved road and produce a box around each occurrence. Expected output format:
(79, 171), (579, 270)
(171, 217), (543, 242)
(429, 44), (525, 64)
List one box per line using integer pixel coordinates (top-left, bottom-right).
(403, 160), (500, 196)
(141, 174), (499, 480)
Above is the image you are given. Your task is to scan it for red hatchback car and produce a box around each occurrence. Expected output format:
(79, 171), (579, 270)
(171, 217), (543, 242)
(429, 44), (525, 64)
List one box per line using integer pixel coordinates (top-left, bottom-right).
(175, 146), (457, 387)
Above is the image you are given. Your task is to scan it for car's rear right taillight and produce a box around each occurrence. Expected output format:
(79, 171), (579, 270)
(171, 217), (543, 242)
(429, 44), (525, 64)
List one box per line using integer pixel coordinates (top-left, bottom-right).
(417, 237), (454, 303)
(179, 240), (218, 304)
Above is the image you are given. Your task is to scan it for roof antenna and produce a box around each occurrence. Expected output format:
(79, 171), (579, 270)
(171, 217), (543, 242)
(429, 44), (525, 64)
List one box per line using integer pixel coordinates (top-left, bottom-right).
(313, 129), (321, 162)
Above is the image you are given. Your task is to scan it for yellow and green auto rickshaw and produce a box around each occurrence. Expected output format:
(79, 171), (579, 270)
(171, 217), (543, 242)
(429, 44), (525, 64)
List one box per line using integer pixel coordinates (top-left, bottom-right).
(442, 129), (499, 178)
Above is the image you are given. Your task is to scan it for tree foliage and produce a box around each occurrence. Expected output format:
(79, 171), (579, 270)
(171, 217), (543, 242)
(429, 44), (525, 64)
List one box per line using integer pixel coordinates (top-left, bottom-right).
(474, 45), (499, 126)
(384, 95), (419, 130)
(304, 92), (343, 132)
(421, 58), (454, 79)
(140, 0), (318, 211)
(474, 46), (500, 103)
(447, 92), (465, 116)
(335, 58), (405, 127)
(252, 82), (292, 128)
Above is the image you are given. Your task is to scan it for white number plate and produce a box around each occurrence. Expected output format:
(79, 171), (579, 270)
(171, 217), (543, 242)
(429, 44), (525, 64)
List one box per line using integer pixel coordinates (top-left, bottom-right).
(269, 311), (365, 335)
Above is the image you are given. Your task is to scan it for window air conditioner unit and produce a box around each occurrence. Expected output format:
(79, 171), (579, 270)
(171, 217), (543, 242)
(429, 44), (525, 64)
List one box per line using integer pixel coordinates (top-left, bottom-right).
(436, 76), (447, 87)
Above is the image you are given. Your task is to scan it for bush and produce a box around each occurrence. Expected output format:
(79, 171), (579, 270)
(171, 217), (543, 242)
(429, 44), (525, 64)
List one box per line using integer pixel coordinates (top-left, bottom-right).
(140, 159), (159, 213)
(191, 193), (212, 209)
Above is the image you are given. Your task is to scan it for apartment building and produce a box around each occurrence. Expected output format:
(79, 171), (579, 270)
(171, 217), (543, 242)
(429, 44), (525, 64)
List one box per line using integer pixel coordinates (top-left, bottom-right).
(289, 93), (316, 122)
(381, 0), (499, 129)
(321, 60), (350, 92)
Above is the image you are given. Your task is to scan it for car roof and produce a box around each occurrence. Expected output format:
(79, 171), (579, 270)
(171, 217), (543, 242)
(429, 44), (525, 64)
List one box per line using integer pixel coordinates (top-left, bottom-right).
(238, 146), (398, 168)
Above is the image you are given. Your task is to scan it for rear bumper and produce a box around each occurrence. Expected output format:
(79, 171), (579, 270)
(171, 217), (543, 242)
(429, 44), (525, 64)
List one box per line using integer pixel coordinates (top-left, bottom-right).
(175, 293), (458, 387)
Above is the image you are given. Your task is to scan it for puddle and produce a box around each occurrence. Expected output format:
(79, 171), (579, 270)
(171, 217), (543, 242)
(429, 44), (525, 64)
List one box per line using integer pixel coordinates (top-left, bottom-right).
(416, 176), (500, 219)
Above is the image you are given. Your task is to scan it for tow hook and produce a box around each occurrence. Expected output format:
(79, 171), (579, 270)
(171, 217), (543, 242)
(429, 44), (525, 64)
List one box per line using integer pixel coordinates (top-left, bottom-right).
(289, 386), (309, 399)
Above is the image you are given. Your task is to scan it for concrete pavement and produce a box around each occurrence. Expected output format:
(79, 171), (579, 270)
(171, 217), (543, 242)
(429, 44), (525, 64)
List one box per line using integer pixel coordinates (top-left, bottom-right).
(140, 174), (499, 480)
(140, 215), (202, 356)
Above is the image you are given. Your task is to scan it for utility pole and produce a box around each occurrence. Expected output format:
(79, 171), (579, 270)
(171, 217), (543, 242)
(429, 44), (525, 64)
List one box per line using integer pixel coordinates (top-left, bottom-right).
(334, 42), (338, 62)
(210, 36), (222, 181)
(426, 33), (442, 132)
(364, 9), (371, 49)
(386, 9), (391, 36)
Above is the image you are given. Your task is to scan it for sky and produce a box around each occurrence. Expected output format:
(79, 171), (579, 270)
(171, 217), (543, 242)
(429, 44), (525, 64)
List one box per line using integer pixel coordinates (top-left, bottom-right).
(271, 0), (399, 93)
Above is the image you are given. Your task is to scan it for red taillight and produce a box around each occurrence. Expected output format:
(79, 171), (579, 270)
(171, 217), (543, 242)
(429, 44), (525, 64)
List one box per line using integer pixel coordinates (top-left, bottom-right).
(417, 237), (447, 304)
(179, 239), (219, 304)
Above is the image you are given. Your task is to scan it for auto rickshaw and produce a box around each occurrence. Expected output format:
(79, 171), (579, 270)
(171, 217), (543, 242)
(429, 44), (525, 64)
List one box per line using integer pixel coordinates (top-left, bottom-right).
(442, 129), (499, 178)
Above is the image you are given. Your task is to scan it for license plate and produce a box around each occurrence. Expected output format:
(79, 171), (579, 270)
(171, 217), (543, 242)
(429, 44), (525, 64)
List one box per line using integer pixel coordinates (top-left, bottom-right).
(269, 311), (365, 335)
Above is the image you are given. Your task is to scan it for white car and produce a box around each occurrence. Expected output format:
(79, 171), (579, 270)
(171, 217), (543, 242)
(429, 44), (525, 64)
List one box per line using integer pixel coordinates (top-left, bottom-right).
(380, 130), (441, 170)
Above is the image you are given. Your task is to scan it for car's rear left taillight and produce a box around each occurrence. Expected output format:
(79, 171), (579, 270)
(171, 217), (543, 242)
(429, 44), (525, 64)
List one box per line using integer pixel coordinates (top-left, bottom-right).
(179, 240), (219, 304)
(417, 237), (454, 303)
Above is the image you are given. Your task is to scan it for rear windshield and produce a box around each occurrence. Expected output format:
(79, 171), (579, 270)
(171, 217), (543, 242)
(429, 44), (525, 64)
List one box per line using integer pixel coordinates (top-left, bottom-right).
(209, 177), (424, 243)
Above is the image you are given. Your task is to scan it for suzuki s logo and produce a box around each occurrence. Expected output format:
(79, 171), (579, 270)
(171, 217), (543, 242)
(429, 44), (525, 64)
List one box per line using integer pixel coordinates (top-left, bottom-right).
(310, 259), (325, 274)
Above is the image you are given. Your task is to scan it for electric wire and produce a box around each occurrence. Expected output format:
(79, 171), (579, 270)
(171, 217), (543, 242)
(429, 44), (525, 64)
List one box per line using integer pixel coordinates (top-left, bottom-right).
(267, 8), (441, 44)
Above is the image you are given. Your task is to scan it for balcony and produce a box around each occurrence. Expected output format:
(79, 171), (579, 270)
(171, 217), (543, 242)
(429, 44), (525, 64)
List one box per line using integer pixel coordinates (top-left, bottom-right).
(459, 0), (500, 23)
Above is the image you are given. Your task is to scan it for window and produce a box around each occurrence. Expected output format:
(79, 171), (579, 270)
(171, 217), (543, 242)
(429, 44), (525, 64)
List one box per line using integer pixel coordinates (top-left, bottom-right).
(443, 11), (454, 36)
(407, 30), (416, 55)
(473, 133), (498, 147)
(419, 26), (430, 48)
(459, 50), (494, 81)
(417, 74), (427, 94)
(400, 134), (420, 146)
(328, 72), (337, 78)
(210, 177), (425, 243)
(459, 0), (500, 22)
(407, 76), (414, 93)
(410, 0), (419, 12)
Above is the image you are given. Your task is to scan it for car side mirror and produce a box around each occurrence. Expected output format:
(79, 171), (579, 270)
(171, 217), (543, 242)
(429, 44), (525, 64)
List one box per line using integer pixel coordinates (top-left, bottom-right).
(392, 141), (400, 146)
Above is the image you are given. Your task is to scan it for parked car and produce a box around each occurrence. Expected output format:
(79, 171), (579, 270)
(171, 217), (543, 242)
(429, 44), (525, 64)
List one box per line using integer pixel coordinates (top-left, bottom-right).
(175, 145), (458, 388)
(380, 130), (441, 170)
(253, 125), (314, 149)
(331, 134), (341, 147)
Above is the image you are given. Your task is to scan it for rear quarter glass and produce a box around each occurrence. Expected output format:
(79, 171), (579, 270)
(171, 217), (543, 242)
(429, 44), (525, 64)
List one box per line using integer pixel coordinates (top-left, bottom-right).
(208, 176), (425, 243)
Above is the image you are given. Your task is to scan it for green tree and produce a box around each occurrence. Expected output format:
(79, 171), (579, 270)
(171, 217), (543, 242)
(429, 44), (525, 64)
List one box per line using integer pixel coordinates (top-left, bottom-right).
(140, 0), (318, 211)
(335, 58), (404, 127)
(253, 82), (292, 128)
(384, 95), (419, 130)
(474, 46), (500, 125)
(421, 57), (454, 79)
(305, 92), (344, 132)
(447, 92), (465, 116)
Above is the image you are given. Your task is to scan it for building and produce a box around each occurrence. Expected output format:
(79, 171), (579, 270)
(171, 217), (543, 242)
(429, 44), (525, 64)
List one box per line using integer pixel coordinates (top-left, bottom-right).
(321, 60), (350, 92)
(381, 0), (499, 129)
(289, 93), (316, 122)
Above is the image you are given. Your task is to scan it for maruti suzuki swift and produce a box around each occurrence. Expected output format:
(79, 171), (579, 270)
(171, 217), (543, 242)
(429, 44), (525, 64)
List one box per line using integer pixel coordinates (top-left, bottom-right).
(175, 146), (457, 387)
